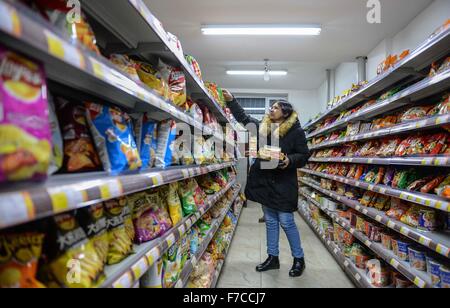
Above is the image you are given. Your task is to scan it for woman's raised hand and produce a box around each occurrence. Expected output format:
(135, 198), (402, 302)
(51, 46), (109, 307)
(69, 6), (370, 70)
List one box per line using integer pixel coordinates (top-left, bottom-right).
(222, 89), (234, 102)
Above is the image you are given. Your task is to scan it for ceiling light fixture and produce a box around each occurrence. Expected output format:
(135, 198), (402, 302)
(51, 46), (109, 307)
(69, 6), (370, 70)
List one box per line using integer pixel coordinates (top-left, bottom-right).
(201, 24), (322, 36)
(226, 59), (287, 81)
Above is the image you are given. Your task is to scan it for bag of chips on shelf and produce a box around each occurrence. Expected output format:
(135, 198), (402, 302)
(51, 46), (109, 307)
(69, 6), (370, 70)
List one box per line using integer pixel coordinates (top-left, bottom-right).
(438, 94), (450, 115)
(190, 227), (200, 255)
(386, 198), (409, 220)
(178, 180), (198, 216)
(47, 94), (64, 175)
(0, 231), (46, 288)
(104, 198), (134, 265)
(424, 133), (448, 155)
(133, 113), (158, 170)
(188, 178), (208, 209)
(136, 61), (170, 99)
(158, 59), (187, 107)
(374, 195), (390, 211)
(162, 243), (182, 288)
(41, 212), (104, 288)
(162, 182), (183, 226)
(110, 54), (140, 83)
(85, 102), (142, 173)
(198, 174), (222, 194)
(185, 55), (203, 81)
(174, 136), (195, 166)
(77, 203), (109, 266)
(407, 176), (434, 191)
(193, 135), (207, 165)
(360, 191), (377, 207)
(400, 205), (421, 228)
(400, 106), (432, 123)
(128, 192), (161, 244)
(421, 175), (445, 194)
(187, 100), (204, 124)
(155, 120), (178, 168)
(0, 48), (52, 182)
(435, 175), (450, 198)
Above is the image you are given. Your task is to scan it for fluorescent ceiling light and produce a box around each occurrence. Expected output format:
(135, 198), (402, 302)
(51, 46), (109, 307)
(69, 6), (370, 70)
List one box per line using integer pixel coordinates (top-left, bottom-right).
(227, 70), (288, 76)
(201, 25), (321, 36)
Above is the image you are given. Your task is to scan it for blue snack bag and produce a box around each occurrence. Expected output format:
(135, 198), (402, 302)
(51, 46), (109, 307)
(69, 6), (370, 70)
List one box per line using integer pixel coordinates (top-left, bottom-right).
(155, 120), (178, 168)
(85, 102), (142, 173)
(134, 113), (158, 169)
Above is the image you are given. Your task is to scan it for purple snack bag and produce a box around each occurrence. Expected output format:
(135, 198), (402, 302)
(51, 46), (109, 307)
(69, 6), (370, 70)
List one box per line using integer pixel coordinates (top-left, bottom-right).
(0, 47), (51, 182)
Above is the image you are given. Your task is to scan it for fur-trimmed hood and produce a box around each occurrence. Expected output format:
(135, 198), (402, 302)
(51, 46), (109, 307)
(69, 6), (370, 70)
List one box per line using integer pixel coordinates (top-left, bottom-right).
(259, 111), (300, 138)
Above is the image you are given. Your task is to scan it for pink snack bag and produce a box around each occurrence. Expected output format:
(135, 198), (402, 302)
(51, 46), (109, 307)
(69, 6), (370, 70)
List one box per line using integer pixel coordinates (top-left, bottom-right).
(0, 46), (51, 182)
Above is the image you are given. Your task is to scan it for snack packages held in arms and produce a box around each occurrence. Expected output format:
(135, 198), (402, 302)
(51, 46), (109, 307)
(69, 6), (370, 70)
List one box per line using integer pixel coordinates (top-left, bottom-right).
(133, 113), (158, 169)
(0, 231), (46, 288)
(104, 198), (134, 265)
(0, 47), (52, 182)
(47, 93), (63, 175)
(110, 54), (140, 83)
(158, 59), (187, 107)
(85, 102), (142, 173)
(155, 120), (177, 168)
(178, 180), (198, 216)
(55, 97), (101, 173)
(77, 203), (109, 266)
(136, 61), (169, 100)
(41, 213), (104, 288)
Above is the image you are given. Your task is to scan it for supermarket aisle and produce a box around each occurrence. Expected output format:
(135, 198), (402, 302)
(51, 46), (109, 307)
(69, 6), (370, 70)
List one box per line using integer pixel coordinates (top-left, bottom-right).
(217, 201), (355, 288)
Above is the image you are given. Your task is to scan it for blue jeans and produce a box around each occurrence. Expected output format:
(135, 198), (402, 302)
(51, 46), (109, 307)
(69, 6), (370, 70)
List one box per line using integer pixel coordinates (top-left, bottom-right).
(263, 206), (304, 259)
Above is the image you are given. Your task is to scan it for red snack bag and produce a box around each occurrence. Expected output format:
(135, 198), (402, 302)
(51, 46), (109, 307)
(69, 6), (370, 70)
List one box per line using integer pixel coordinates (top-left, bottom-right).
(424, 133), (447, 155)
(421, 175), (445, 194)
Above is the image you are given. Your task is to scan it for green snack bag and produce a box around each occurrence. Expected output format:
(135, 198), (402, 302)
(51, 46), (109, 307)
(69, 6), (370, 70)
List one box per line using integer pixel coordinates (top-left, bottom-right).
(178, 181), (198, 216)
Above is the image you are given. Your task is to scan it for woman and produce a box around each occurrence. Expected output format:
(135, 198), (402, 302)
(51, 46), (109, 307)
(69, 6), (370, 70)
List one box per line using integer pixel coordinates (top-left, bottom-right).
(223, 89), (311, 278)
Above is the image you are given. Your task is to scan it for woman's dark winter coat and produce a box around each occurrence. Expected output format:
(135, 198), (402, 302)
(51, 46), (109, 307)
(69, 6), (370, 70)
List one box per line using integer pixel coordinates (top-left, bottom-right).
(228, 99), (311, 213)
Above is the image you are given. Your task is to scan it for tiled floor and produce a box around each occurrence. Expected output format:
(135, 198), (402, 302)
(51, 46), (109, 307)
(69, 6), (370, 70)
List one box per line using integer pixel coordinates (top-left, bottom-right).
(217, 201), (355, 288)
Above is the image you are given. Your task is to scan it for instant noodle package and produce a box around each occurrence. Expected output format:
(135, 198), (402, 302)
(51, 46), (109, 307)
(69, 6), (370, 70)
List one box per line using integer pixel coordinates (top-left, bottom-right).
(0, 47), (52, 182)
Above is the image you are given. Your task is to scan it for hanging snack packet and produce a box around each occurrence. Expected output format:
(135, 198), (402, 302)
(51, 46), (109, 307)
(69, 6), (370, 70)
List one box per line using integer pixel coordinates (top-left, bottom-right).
(134, 113), (158, 169)
(104, 198), (134, 265)
(158, 59), (187, 107)
(47, 93), (63, 175)
(136, 61), (170, 100)
(85, 102), (142, 173)
(155, 120), (177, 168)
(42, 213), (104, 288)
(0, 47), (52, 182)
(0, 231), (45, 288)
(55, 97), (101, 173)
(77, 203), (109, 266)
(178, 180), (198, 216)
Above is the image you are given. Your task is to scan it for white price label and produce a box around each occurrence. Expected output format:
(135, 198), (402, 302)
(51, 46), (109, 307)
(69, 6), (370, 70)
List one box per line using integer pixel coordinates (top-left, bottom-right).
(355, 273), (361, 281)
(0, 3), (20, 36)
(0, 193), (33, 228)
(344, 260), (349, 267)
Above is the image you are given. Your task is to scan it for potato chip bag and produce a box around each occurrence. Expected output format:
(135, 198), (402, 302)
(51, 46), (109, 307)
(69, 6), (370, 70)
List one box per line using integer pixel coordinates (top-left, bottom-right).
(42, 213), (104, 288)
(162, 243), (182, 288)
(110, 54), (140, 83)
(193, 135), (207, 165)
(162, 182), (183, 225)
(158, 59), (187, 107)
(128, 191), (162, 243)
(0, 231), (45, 288)
(104, 199), (134, 265)
(85, 102), (142, 173)
(136, 61), (169, 100)
(155, 120), (177, 168)
(174, 136), (194, 166)
(197, 174), (221, 195)
(133, 113), (158, 169)
(0, 47), (52, 182)
(178, 180), (198, 216)
(188, 179), (208, 210)
(47, 93), (63, 175)
(77, 203), (109, 266)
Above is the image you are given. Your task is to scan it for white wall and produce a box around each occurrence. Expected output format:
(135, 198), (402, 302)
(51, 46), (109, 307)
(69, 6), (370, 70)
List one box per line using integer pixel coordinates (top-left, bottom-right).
(228, 88), (319, 126)
(367, 0), (450, 80)
(334, 62), (358, 96)
(317, 81), (328, 113)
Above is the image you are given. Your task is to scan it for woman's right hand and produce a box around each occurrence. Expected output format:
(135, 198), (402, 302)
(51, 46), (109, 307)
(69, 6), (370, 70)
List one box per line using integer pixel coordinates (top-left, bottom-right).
(222, 89), (234, 102)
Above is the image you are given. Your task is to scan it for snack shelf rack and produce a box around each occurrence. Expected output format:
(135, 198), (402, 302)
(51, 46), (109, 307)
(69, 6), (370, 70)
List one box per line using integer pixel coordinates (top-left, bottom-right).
(297, 207), (375, 288)
(0, 162), (236, 230)
(210, 202), (244, 288)
(309, 114), (450, 150)
(299, 191), (433, 288)
(103, 179), (237, 288)
(299, 168), (450, 212)
(307, 69), (450, 139)
(309, 155), (450, 167)
(81, 0), (234, 127)
(175, 186), (241, 288)
(299, 178), (450, 259)
(0, 0), (237, 142)
(303, 27), (450, 131)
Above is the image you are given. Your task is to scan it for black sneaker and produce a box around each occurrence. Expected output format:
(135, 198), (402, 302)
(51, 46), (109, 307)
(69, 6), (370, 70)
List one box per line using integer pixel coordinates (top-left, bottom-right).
(289, 258), (305, 277)
(256, 255), (280, 272)
(258, 217), (266, 223)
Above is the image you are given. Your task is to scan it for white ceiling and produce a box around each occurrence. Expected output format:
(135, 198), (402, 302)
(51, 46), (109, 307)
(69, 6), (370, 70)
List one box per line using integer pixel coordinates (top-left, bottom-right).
(144, 0), (432, 90)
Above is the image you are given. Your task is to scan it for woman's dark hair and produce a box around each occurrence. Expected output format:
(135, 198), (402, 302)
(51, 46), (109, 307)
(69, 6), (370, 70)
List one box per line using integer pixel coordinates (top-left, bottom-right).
(272, 100), (294, 119)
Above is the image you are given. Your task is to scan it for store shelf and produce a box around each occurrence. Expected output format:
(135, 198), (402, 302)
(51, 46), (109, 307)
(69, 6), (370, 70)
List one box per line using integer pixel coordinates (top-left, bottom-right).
(175, 187), (241, 288)
(309, 114), (450, 150)
(210, 203), (244, 288)
(0, 162), (235, 230)
(309, 155), (450, 167)
(300, 191), (432, 288)
(299, 168), (450, 212)
(299, 178), (450, 259)
(0, 0), (232, 140)
(81, 0), (231, 126)
(297, 208), (375, 288)
(304, 26), (450, 131)
(307, 69), (450, 139)
(102, 179), (237, 288)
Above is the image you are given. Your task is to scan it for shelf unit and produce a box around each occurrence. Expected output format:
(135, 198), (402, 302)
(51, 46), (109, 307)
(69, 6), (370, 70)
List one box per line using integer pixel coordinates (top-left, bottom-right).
(297, 207), (376, 288)
(299, 168), (450, 212)
(309, 156), (450, 167)
(105, 179), (237, 288)
(299, 178), (450, 259)
(299, 190), (432, 288)
(304, 27), (450, 131)
(175, 187), (241, 288)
